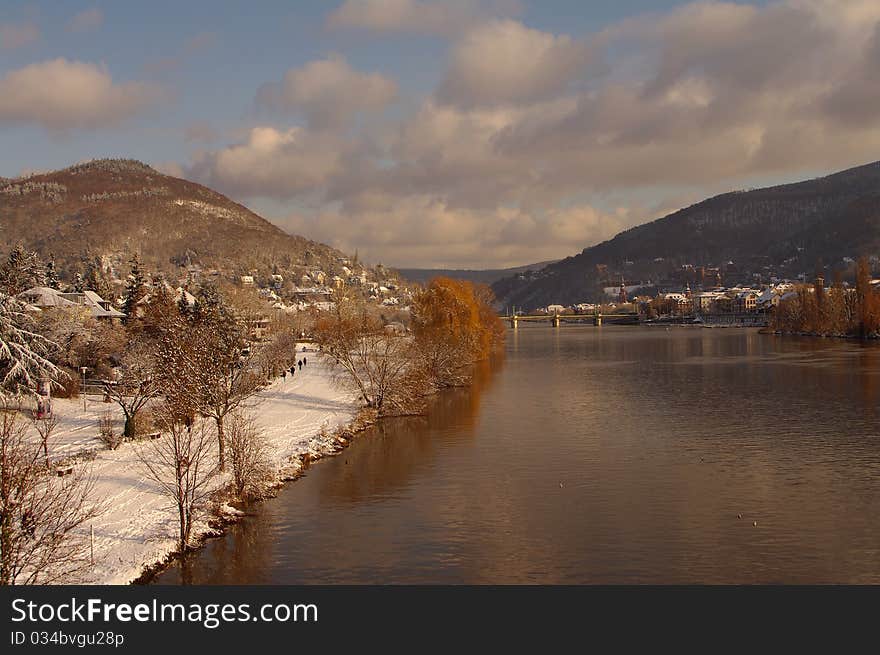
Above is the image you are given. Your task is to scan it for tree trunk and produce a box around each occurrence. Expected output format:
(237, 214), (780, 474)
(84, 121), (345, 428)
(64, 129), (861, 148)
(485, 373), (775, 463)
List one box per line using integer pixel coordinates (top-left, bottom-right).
(216, 415), (226, 472)
(178, 502), (186, 553)
(0, 510), (12, 585)
(123, 412), (137, 439)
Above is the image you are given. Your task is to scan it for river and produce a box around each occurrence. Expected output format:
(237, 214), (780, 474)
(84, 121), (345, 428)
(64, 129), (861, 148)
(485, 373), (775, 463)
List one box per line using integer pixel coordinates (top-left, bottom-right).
(154, 325), (880, 584)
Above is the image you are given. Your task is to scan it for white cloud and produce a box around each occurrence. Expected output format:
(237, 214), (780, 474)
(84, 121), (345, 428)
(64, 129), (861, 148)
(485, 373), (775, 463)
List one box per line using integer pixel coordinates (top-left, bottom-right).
(67, 8), (104, 33)
(256, 55), (396, 129)
(437, 20), (593, 108)
(0, 59), (163, 132)
(0, 22), (39, 50)
(187, 126), (352, 198)
(277, 196), (635, 269)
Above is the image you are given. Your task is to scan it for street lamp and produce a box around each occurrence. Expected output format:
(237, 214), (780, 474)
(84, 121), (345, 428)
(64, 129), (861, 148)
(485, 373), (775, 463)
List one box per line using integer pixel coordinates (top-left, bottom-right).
(80, 366), (88, 413)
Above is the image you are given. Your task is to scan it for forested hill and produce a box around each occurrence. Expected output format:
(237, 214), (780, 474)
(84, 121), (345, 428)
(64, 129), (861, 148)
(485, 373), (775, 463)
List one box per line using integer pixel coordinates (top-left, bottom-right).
(0, 159), (354, 280)
(492, 160), (880, 309)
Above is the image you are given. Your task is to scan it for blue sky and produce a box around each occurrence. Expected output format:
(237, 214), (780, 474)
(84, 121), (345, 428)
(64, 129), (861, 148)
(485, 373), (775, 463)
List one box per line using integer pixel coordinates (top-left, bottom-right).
(1, 0), (876, 268)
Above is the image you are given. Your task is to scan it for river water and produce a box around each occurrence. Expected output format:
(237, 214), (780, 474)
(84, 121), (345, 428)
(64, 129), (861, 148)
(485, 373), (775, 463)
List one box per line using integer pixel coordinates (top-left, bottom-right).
(155, 326), (880, 584)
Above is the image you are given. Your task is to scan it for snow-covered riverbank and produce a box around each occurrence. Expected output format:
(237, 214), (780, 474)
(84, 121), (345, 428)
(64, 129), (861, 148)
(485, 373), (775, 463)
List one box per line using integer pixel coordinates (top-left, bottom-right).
(24, 351), (358, 585)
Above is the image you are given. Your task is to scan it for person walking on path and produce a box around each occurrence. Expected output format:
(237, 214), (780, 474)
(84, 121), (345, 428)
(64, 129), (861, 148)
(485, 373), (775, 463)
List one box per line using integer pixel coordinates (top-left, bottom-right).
(303, 356), (308, 366)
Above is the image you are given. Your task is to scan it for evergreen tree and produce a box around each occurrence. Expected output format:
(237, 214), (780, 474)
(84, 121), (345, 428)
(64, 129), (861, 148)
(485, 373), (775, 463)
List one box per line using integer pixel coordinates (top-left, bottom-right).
(177, 287), (193, 318)
(0, 293), (60, 398)
(0, 244), (45, 295)
(192, 283), (225, 323)
(84, 258), (114, 300)
(122, 254), (147, 322)
(45, 256), (60, 290)
(72, 272), (85, 293)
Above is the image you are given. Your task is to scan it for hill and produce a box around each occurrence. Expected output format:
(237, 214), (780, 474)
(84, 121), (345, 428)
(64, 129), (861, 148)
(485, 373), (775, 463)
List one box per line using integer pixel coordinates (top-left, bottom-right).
(398, 261), (557, 286)
(492, 160), (880, 309)
(0, 159), (355, 281)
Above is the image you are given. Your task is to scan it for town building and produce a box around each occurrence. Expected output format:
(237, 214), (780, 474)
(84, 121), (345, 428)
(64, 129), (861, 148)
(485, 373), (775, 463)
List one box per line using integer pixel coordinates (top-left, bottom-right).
(20, 287), (126, 321)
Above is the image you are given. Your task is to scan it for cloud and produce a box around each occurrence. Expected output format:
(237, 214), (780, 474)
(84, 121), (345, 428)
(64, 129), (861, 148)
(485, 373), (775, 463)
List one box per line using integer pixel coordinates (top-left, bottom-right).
(327, 0), (522, 37)
(437, 20), (593, 108)
(186, 126), (355, 198)
(256, 55), (396, 129)
(491, 0), (880, 191)
(0, 59), (163, 132)
(0, 22), (39, 49)
(153, 161), (185, 178)
(277, 196), (635, 268)
(67, 8), (104, 32)
(189, 0), (880, 268)
(820, 21), (880, 125)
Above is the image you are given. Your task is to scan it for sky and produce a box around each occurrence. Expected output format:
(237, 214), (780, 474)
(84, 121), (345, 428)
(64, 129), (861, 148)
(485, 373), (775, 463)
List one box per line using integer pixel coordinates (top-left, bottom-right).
(2, 0), (880, 269)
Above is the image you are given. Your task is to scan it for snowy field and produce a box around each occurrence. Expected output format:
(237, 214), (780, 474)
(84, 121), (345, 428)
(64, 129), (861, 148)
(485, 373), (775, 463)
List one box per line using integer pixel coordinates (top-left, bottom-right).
(22, 349), (358, 585)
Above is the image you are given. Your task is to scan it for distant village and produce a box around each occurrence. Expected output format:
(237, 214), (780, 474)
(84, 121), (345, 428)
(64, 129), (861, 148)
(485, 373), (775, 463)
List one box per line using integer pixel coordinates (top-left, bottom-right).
(17, 250), (413, 337)
(524, 258), (880, 323)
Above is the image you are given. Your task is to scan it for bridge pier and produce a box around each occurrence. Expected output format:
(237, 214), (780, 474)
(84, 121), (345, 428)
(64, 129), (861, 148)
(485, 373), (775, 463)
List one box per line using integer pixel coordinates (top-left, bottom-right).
(552, 314), (561, 328)
(509, 315), (518, 329)
(594, 314), (603, 327)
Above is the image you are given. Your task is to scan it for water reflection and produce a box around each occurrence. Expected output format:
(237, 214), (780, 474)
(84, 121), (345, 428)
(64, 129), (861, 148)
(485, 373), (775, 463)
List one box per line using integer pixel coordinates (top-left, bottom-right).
(155, 327), (880, 584)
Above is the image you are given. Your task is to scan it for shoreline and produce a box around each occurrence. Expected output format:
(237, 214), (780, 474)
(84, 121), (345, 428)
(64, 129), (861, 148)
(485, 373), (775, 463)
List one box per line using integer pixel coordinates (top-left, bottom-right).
(133, 404), (377, 585)
(759, 328), (880, 340)
(135, 356), (498, 584)
(28, 350), (365, 585)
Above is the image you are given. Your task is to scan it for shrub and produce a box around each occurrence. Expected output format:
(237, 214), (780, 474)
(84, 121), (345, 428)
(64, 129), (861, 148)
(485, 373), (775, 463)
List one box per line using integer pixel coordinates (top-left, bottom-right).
(97, 411), (122, 450)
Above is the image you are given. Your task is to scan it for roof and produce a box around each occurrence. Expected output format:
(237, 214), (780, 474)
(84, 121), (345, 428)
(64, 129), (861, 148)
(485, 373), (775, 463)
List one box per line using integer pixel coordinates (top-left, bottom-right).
(20, 287), (125, 319)
(19, 287), (77, 308)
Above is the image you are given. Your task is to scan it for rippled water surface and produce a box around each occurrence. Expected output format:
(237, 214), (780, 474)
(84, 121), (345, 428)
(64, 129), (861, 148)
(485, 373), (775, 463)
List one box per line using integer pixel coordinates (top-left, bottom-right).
(156, 326), (880, 584)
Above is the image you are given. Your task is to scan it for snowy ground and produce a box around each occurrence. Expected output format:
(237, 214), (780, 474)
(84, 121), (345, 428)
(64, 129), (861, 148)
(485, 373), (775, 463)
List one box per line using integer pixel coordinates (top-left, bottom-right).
(22, 349), (358, 585)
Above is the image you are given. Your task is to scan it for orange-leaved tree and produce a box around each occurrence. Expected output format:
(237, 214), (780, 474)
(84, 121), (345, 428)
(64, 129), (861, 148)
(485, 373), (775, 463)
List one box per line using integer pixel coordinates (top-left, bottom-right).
(411, 277), (504, 387)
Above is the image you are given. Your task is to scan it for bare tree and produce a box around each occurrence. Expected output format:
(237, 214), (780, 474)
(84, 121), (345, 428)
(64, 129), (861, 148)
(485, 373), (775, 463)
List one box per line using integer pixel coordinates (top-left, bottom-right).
(315, 292), (427, 416)
(97, 411), (121, 450)
(137, 407), (218, 553)
(103, 339), (160, 439)
(227, 412), (272, 500)
(197, 320), (264, 472)
(255, 325), (298, 379)
(0, 412), (101, 585)
(30, 412), (59, 468)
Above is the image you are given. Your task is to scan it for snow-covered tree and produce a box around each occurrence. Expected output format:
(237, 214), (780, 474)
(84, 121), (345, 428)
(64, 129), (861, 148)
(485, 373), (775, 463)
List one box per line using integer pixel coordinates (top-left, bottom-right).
(44, 257), (60, 290)
(122, 254), (146, 323)
(0, 293), (60, 400)
(0, 244), (45, 296)
(84, 259), (113, 301)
